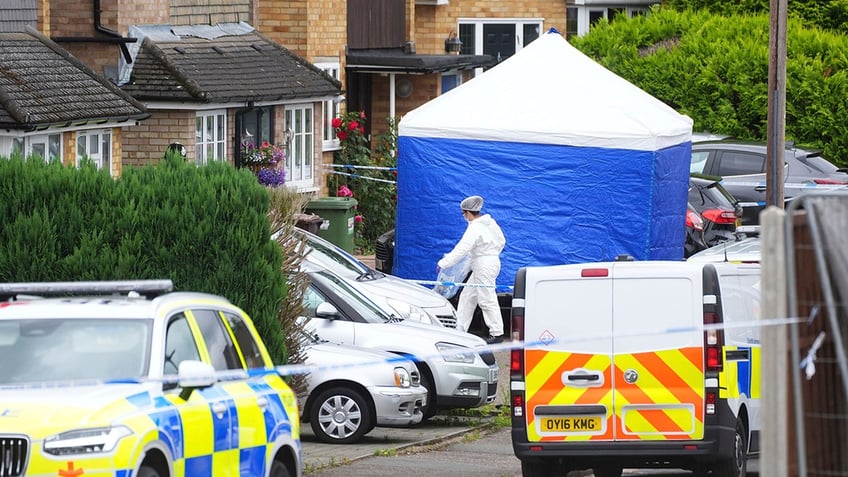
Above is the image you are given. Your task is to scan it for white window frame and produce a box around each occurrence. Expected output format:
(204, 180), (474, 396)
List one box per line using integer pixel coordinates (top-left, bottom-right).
(28, 133), (62, 163)
(457, 18), (544, 56)
(195, 109), (227, 165)
(285, 104), (315, 190)
(76, 129), (112, 171)
(572, 6), (651, 37)
(315, 61), (342, 151)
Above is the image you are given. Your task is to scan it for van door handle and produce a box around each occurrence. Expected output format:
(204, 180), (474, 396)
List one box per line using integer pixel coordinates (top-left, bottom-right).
(754, 186), (767, 192)
(562, 369), (605, 388)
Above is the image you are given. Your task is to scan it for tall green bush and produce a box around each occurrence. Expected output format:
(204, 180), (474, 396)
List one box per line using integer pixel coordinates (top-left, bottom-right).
(0, 154), (289, 364)
(572, 7), (848, 166)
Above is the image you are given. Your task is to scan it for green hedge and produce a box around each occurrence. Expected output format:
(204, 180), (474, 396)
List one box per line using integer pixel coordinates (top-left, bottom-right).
(572, 7), (848, 167)
(0, 155), (289, 364)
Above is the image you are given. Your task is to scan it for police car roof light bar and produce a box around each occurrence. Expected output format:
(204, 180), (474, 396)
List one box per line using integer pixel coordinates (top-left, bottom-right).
(0, 279), (174, 301)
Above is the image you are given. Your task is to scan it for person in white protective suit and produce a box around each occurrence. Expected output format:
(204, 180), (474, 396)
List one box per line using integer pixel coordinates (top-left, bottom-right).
(437, 195), (506, 343)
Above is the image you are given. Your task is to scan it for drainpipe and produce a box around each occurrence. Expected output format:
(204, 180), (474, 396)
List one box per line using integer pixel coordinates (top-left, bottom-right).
(51, 0), (137, 64)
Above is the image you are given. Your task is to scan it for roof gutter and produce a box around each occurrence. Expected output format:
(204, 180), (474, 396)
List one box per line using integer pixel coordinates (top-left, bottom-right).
(50, 0), (137, 64)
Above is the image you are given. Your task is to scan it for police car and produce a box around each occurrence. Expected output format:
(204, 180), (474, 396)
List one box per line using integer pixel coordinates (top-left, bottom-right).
(0, 280), (301, 477)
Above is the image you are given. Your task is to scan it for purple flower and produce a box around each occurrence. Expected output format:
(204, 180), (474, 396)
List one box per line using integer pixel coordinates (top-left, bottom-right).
(256, 167), (286, 187)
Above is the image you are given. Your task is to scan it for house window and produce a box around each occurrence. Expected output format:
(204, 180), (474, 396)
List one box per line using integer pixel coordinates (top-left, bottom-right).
(195, 110), (226, 165)
(457, 18), (543, 67)
(316, 62), (341, 151)
(76, 130), (111, 171)
(285, 105), (314, 188)
(442, 72), (461, 94)
(29, 134), (62, 163)
(566, 7), (578, 40)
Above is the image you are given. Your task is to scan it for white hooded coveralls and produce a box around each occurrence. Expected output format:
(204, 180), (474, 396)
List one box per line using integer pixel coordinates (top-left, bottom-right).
(438, 214), (506, 335)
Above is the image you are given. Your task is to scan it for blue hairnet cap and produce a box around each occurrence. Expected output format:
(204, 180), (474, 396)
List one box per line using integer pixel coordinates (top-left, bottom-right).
(460, 195), (483, 212)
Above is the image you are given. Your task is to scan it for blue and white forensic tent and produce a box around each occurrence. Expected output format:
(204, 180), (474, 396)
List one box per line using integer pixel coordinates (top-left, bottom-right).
(394, 31), (694, 290)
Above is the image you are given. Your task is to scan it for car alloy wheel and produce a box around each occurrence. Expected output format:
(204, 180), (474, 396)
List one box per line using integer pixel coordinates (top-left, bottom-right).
(310, 387), (372, 444)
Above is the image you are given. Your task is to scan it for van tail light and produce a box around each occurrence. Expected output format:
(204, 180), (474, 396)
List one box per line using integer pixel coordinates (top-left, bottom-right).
(813, 178), (847, 185)
(701, 208), (738, 224)
(703, 311), (724, 372)
(686, 209), (704, 231)
(705, 391), (717, 415)
(511, 311), (525, 376)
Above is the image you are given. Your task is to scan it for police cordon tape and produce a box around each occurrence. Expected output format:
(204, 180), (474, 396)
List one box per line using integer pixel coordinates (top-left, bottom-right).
(1, 315), (823, 391)
(323, 164), (398, 184)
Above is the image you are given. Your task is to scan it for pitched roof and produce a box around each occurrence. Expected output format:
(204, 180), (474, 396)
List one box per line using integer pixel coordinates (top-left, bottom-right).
(121, 23), (341, 103)
(0, 28), (150, 130)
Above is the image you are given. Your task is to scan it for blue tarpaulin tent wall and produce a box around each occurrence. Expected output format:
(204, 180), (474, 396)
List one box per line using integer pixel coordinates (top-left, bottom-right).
(394, 31), (693, 290)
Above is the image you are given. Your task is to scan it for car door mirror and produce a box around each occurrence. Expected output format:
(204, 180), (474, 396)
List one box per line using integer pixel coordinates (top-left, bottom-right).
(177, 360), (217, 400)
(315, 302), (340, 320)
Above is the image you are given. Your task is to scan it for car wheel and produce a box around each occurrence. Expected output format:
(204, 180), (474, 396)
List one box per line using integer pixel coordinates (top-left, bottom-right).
(418, 367), (438, 420)
(520, 458), (560, 476)
(711, 418), (747, 477)
(269, 460), (292, 477)
(310, 386), (372, 444)
(137, 465), (161, 477)
(592, 465), (623, 477)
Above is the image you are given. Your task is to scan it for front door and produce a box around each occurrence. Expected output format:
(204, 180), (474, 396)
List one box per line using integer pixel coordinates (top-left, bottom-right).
(483, 24), (515, 65)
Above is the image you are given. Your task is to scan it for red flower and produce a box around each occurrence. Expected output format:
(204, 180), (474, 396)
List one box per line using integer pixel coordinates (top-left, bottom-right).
(261, 141), (270, 148)
(348, 120), (359, 130)
(354, 215), (363, 224)
(337, 130), (348, 141)
(331, 118), (342, 129)
(359, 127), (365, 135)
(359, 111), (366, 119)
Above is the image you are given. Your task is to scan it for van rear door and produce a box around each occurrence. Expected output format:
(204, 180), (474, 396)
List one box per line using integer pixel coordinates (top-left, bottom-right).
(522, 263), (615, 442)
(611, 263), (706, 441)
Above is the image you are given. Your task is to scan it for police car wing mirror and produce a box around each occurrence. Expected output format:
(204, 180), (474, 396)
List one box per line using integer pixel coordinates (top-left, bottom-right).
(177, 360), (217, 400)
(315, 302), (340, 320)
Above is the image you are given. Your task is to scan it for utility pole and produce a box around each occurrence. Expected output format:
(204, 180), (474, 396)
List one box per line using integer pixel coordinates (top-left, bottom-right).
(766, 0), (788, 208)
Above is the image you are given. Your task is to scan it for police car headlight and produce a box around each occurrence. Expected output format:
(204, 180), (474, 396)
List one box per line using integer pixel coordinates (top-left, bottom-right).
(385, 299), (437, 325)
(44, 426), (132, 455)
(394, 367), (411, 387)
(436, 342), (476, 364)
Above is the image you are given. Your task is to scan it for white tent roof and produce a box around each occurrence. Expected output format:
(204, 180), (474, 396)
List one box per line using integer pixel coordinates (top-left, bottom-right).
(398, 31), (693, 151)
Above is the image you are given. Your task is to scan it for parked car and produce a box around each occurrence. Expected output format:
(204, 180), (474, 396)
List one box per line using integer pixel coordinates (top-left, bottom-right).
(684, 202), (709, 258)
(290, 227), (457, 328)
(687, 237), (761, 263)
(690, 140), (848, 224)
(0, 280), (301, 477)
(300, 331), (427, 444)
(297, 263), (499, 420)
(689, 174), (742, 248)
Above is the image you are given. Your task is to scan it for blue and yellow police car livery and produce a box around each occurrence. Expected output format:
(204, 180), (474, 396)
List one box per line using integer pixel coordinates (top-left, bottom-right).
(0, 280), (301, 477)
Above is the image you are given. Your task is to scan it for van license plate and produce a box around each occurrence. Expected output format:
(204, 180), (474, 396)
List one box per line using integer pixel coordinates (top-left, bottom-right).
(539, 416), (602, 432)
(488, 367), (498, 384)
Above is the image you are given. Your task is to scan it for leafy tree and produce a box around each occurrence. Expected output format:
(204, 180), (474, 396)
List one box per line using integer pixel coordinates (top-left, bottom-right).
(573, 6), (848, 166)
(662, 0), (848, 32)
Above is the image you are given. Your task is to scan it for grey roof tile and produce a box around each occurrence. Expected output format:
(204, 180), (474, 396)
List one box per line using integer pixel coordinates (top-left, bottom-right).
(122, 24), (341, 103)
(0, 29), (149, 130)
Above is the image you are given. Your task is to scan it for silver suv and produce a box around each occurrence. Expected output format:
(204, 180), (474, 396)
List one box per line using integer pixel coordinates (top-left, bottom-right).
(299, 265), (498, 419)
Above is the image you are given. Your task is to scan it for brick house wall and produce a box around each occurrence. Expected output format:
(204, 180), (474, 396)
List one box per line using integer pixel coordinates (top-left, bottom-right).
(122, 110), (195, 167)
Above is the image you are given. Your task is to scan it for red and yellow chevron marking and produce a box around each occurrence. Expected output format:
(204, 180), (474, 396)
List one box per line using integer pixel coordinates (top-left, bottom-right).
(524, 347), (704, 442)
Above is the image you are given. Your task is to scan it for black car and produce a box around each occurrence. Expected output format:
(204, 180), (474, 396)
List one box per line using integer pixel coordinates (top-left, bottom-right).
(691, 140), (848, 224)
(688, 174), (742, 248)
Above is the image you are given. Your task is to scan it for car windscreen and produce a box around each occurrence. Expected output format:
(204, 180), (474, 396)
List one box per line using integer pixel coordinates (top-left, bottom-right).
(310, 271), (392, 324)
(0, 318), (151, 384)
(299, 230), (370, 277)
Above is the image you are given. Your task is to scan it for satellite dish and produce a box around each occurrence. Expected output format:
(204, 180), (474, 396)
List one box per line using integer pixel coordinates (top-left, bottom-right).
(396, 78), (413, 98)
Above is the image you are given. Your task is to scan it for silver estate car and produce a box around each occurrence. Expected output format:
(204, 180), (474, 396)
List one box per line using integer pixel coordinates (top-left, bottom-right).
(299, 263), (498, 420)
(300, 334), (427, 444)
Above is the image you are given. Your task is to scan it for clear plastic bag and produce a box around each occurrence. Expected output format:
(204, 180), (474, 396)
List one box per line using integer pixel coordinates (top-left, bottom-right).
(434, 255), (471, 299)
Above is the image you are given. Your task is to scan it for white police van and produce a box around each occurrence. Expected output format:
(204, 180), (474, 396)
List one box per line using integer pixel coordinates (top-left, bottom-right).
(509, 257), (761, 477)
